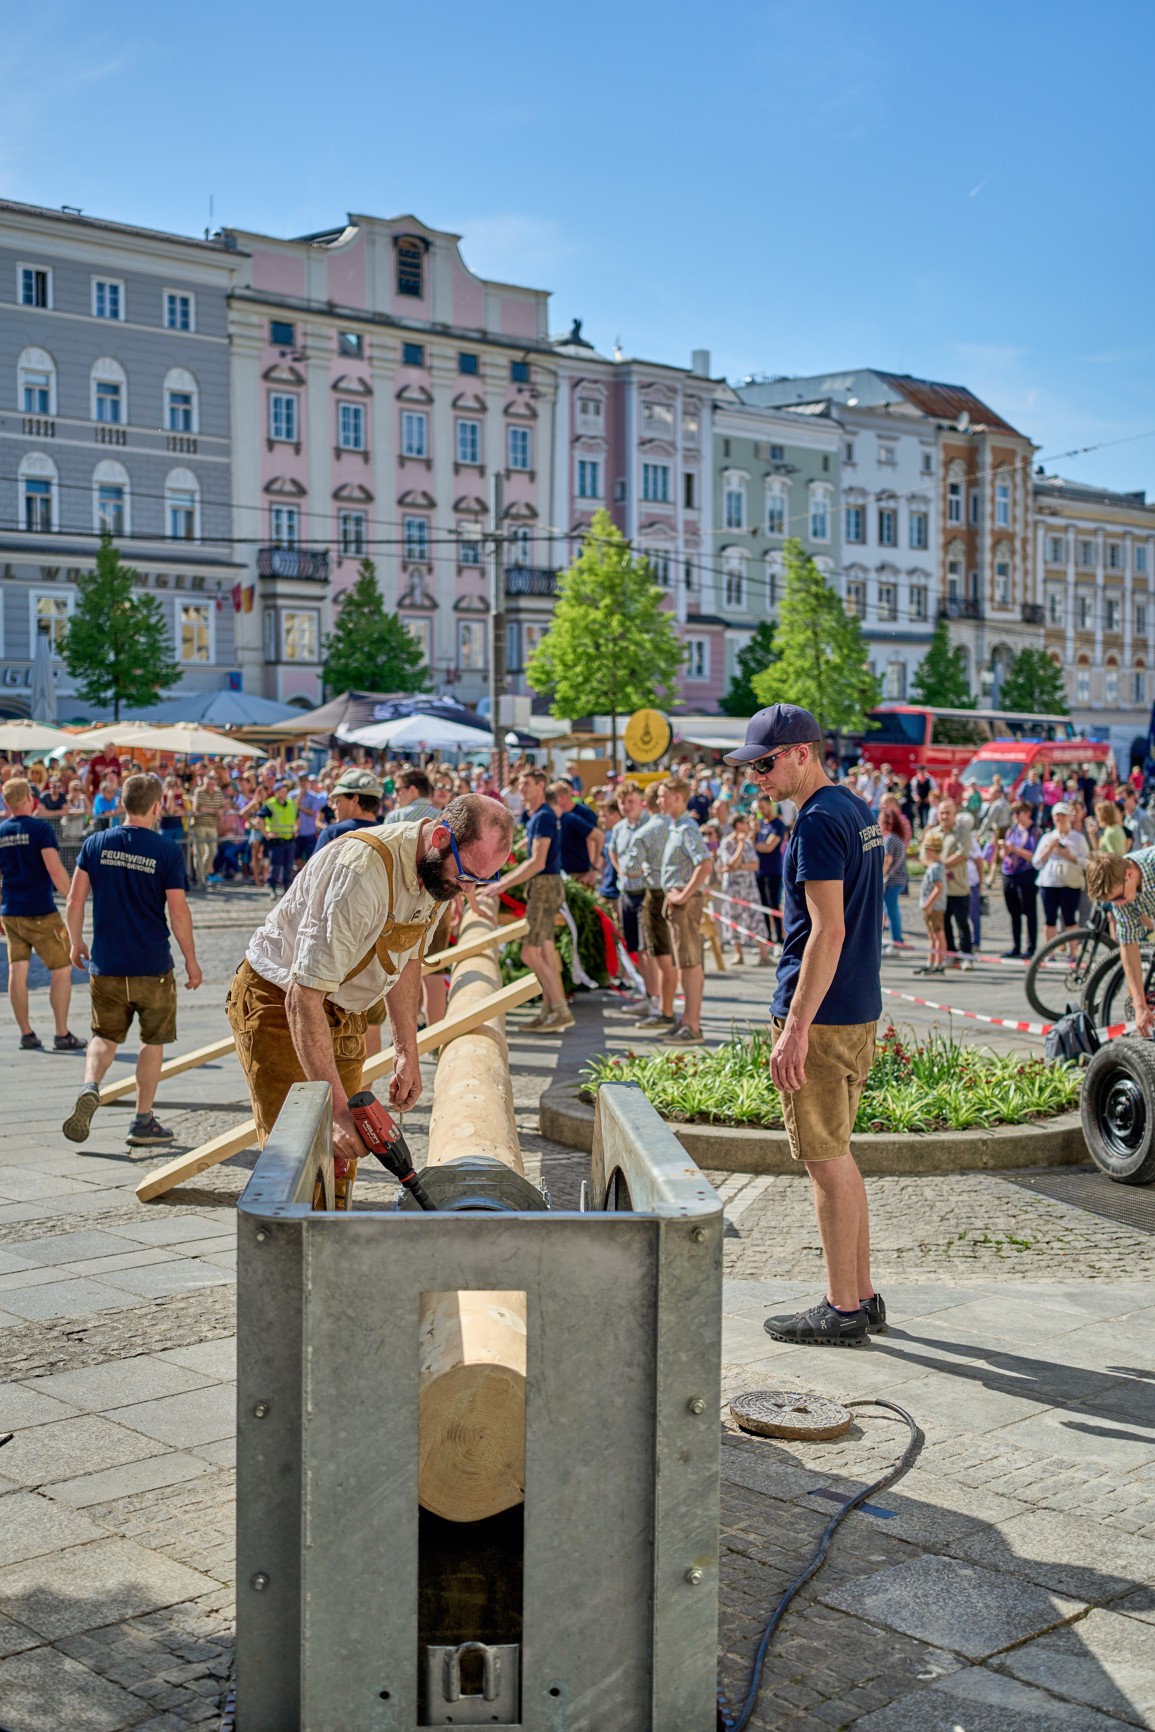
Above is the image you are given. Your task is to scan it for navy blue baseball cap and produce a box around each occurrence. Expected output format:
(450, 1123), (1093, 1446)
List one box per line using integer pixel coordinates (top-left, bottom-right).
(723, 703), (822, 766)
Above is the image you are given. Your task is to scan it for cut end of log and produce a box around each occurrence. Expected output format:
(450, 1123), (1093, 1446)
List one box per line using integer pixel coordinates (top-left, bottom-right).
(418, 1361), (526, 1523)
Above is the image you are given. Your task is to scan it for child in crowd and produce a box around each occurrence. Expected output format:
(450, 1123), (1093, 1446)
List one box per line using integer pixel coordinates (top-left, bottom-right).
(916, 830), (947, 975)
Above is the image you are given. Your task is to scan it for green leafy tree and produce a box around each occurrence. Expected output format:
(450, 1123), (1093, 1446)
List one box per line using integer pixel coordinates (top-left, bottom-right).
(999, 647), (1070, 716)
(526, 509), (684, 766)
(720, 620), (778, 716)
(322, 558), (429, 696)
(751, 539), (880, 733)
(61, 535), (180, 720)
(910, 618), (981, 743)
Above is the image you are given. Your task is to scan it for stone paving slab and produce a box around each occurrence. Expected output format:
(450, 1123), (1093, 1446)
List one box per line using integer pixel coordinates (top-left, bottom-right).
(27, 1355), (218, 1413)
(0, 1492), (110, 1568)
(45, 1452), (217, 1510)
(0, 1643), (152, 1731)
(948, 1507), (1155, 1606)
(107, 1387), (236, 1450)
(0, 1278), (148, 1322)
(0, 1415), (167, 1486)
(996, 1606), (1155, 1725)
(853, 1663), (1131, 1730)
(0, 1382), (82, 1430)
(822, 1553), (1085, 1659)
(0, 1537), (222, 1639)
(96, 1264), (234, 1302)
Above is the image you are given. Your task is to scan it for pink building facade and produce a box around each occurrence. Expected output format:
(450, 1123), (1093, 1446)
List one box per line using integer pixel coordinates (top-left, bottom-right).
(225, 214), (555, 705)
(548, 330), (725, 711)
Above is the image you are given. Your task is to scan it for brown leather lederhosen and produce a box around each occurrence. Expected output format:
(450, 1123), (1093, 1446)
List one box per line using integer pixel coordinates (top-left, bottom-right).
(226, 828), (438, 1147)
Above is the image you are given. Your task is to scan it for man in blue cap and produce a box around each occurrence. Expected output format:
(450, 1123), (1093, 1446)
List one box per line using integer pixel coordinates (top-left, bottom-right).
(725, 703), (884, 1348)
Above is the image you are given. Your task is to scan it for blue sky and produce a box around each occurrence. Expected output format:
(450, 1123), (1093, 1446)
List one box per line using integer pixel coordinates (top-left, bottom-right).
(6, 1), (1153, 492)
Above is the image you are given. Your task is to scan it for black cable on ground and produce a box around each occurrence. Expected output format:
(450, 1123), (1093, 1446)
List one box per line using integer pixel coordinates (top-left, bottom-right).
(716, 1397), (922, 1732)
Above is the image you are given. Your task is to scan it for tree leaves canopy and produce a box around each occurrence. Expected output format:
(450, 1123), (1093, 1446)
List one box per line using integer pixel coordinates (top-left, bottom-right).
(61, 535), (181, 721)
(910, 617), (974, 709)
(526, 510), (684, 723)
(322, 558), (429, 697)
(999, 647), (1070, 716)
(720, 620), (778, 717)
(751, 539), (880, 732)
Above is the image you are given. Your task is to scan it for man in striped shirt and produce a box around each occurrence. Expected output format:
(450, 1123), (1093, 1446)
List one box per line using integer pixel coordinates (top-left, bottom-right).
(1086, 846), (1155, 1038)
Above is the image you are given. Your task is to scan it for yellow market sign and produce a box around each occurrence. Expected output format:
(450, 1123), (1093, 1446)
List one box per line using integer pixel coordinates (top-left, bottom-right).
(624, 708), (672, 764)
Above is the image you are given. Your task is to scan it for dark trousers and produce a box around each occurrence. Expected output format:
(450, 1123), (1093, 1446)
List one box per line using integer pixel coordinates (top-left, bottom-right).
(267, 838), (295, 889)
(757, 875), (784, 943)
(1002, 870), (1038, 956)
(945, 893), (973, 956)
(916, 801), (930, 831)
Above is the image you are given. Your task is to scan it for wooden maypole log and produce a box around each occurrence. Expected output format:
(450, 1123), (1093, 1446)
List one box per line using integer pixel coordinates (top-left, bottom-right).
(419, 903), (528, 1523)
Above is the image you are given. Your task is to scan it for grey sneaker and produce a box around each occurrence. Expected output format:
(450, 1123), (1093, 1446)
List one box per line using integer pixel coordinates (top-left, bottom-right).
(62, 1085), (100, 1144)
(635, 1012), (676, 1031)
(764, 1298), (869, 1348)
(126, 1115), (176, 1148)
(863, 1292), (888, 1335)
(535, 1006), (575, 1033)
(661, 1023), (704, 1045)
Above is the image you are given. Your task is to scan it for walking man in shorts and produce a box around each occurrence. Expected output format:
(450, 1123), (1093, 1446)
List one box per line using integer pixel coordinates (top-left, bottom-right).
(62, 773), (202, 1147)
(479, 769), (572, 1032)
(0, 777), (83, 1052)
(724, 705), (884, 1348)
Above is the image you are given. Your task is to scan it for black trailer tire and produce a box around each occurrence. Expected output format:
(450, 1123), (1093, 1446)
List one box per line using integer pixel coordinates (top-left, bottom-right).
(1082, 1038), (1155, 1184)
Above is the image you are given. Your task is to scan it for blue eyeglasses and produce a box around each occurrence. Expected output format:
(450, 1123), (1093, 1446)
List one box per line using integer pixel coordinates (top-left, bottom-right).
(448, 834), (502, 886)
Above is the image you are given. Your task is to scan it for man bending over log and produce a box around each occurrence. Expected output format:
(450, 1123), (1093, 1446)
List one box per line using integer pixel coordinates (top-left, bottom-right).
(226, 794), (512, 1177)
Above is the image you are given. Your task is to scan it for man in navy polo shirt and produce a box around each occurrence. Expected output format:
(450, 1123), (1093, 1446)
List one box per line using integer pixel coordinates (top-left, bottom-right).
(479, 767), (571, 1032)
(551, 779), (601, 886)
(62, 772), (202, 1149)
(0, 776), (83, 1052)
(725, 705), (884, 1349)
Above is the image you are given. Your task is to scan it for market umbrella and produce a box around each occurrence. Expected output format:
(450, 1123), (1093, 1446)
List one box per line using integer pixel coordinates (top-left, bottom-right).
(67, 722), (265, 758)
(0, 719), (70, 753)
(346, 714), (494, 753)
(119, 690), (305, 727)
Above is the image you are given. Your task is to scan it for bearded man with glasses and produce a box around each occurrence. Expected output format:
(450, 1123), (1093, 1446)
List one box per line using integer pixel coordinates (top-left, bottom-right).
(1086, 848), (1155, 1040)
(724, 704), (886, 1350)
(226, 793), (513, 1171)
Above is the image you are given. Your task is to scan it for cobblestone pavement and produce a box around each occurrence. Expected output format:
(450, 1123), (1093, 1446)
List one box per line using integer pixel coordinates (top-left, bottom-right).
(0, 887), (1152, 1727)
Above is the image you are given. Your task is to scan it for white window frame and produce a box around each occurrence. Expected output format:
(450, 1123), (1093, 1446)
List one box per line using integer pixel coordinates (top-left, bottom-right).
(92, 459), (130, 537)
(164, 367), (199, 435)
(338, 401), (365, 452)
(1076, 593), (1093, 632)
(1079, 539), (1095, 569)
(165, 467), (201, 542)
(844, 504), (865, 544)
(30, 589), (73, 654)
(401, 410), (428, 458)
(456, 520), (482, 566)
(1136, 670), (1147, 704)
(878, 506), (898, 548)
(845, 581), (865, 618)
(724, 483), (745, 531)
(456, 418), (482, 466)
(1076, 667), (1091, 704)
(809, 483), (831, 542)
(843, 440), (855, 464)
(1048, 589), (1064, 626)
(994, 561), (1011, 606)
(91, 357), (128, 425)
(457, 618), (487, 672)
(403, 515), (430, 563)
(884, 659), (906, 699)
(577, 459), (601, 499)
(909, 510), (928, 550)
(878, 583), (898, 622)
(18, 263), (52, 310)
(877, 440), (897, 467)
(282, 608), (320, 664)
(641, 400), (674, 433)
(270, 504), (300, 548)
(722, 551), (746, 610)
(995, 478), (1011, 527)
(911, 585), (928, 622)
(1108, 542), (1122, 571)
(269, 392), (299, 443)
(164, 290), (196, 333)
(1047, 535), (1065, 565)
(1105, 665), (1120, 705)
(684, 636), (710, 681)
(1136, 545), (1148, 575)
(947, 481), (963, 525)
(645, 548), (672, 588)
(1137, 601), (1148, 636)
(766, 483), (787, 537)
(507, 526), (531, 568)
(92, 277), (125, 321)
(642, 462), (671, 503)
(178, 600), (213, 664)
(1106, 595), (1122, 632)
(339, 510), (366, 557)
(508, 425), (531, 471)
(17, 346), (56, 417)
(403, 615), (432, 662)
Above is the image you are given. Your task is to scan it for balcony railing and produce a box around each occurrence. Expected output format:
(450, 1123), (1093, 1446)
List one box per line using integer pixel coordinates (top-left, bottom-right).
(1021, 602), (1045, 625)
(938, 597), (983, 621)
(504, 566), (559, 598)
(258, 547), (330, 583)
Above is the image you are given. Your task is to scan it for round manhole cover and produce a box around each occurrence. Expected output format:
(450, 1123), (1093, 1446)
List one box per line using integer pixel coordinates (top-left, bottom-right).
(730, 1389), (853, 1441)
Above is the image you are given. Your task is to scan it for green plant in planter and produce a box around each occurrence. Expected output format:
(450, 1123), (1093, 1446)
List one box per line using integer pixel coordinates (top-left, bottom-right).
(500, 879), (611, 995)
(580, 1024), (1079, 1132)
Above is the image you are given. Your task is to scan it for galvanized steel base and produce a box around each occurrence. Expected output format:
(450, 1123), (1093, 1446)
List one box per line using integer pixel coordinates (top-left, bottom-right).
(236, 1081), (723, 1731)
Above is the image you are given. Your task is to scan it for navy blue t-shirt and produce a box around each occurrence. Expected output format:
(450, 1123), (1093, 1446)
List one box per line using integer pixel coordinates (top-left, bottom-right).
(0, 815), (59, 917)
(756, 817), (788, 878)
(771, 784), (882, 1025)
(524, 802), (560, 874)
(559, 803), (597, 874)
(315, 816), (377, 851)
(77, 825), (187, 977)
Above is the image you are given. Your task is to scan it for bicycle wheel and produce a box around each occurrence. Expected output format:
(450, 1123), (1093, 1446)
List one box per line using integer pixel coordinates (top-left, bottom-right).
(1097, 957), (1155, 1033)
(1082, 951), (1126, 1023)
(1025, 928), (1110, 1022)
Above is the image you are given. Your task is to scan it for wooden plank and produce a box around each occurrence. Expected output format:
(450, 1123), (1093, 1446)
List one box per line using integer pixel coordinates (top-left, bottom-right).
(105, 921), (527, 1107)
(99, 1037), (236, 1105)
(134, 972), (542, 1203)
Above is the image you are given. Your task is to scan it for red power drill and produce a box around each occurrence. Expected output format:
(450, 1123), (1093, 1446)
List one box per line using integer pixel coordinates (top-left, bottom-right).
(347, 1090), (437, 1211)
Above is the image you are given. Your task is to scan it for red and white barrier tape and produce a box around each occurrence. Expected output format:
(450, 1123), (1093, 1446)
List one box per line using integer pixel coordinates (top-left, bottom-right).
(880, 985), (1131, 1042)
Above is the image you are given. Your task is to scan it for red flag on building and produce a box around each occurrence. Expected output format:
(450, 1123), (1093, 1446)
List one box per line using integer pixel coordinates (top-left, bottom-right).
(231, 582), (243, 613)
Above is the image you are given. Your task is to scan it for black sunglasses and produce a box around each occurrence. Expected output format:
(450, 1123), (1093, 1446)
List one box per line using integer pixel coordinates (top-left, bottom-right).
(748, 744), (807, 776)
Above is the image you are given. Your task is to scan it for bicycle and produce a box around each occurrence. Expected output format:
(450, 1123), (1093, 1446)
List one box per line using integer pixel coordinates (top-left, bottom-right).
(1024, 901), (1117, 1023)
(1081, 944), (1155, 1031)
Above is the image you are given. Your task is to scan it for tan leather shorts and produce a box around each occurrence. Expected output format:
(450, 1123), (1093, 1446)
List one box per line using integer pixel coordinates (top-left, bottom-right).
(226, 958), (366, 1147)
(772, 1018), (876, 1164)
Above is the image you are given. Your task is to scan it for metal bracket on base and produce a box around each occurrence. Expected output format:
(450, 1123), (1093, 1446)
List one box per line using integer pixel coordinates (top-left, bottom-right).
(424, 1641), (520, 1724)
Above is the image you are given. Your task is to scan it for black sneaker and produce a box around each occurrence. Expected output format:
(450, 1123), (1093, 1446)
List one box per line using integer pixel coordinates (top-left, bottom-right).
(19, 1031), (42, 1052)
(1001, 950), (1022, 960)
(863, 1292), (888, 1335)
(52, 1032), (84, 1053)
(764, 1298), (870, 1348)
(126, 1115), (176, 1147)
(62, 1085), (100, 1144)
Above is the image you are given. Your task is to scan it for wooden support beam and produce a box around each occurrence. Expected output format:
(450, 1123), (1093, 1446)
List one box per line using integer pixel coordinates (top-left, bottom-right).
(107, 920), (527, 1109)
(134, 972), (541, 1203)
(422, 916), (527, 975)
(419, 908), (528, 1523)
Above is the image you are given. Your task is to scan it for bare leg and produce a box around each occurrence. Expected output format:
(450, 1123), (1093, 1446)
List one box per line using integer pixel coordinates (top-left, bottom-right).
(521, 941), (565, 1010)
(655, 954), (676, 1017)
(680, 963), (704, 1033)
(83, 1033), (121, 1088)
(134, 1044), (164, 1116)
(8, 960), (32, 1036)
(48, 966), (72, 1037)
(805, 1153), (872, 1312)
